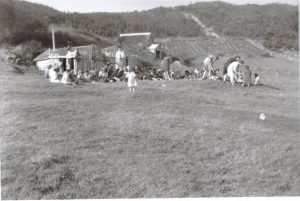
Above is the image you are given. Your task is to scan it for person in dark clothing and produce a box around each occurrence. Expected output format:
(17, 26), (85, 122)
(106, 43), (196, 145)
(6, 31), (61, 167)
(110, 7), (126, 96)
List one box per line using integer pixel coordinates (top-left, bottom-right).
(223, 56), (240, 78)
(242, 65), (252, 87)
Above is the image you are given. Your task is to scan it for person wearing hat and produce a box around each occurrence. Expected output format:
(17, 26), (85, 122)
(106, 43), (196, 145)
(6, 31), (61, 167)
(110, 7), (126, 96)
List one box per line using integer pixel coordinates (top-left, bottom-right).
(201, 55), (219, 80)
(126, 66), (137, 92)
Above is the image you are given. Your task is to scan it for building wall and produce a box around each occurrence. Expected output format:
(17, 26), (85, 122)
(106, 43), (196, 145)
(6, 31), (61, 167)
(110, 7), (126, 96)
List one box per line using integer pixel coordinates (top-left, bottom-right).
(36, 58), (60, 71)
(36, 60), (51, 71)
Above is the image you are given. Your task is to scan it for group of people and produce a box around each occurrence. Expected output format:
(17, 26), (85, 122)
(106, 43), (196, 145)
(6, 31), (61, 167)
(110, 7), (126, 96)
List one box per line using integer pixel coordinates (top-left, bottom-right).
(45, 54), (261, 92)
(201, 54), (261, 87)
(45, 62), (139, 91)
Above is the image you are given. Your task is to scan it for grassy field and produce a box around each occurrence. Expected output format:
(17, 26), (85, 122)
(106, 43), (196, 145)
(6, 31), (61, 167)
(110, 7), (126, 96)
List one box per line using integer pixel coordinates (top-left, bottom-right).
(1, 55), (299, 199)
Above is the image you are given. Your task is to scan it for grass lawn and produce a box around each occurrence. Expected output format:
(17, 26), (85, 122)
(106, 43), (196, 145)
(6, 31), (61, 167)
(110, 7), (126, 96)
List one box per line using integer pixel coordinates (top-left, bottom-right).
(1, 56), (299, 199)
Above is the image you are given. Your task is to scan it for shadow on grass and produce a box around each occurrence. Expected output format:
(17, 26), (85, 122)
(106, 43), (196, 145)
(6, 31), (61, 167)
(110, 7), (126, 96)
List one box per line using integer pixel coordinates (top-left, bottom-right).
(255, 84), (280, 90)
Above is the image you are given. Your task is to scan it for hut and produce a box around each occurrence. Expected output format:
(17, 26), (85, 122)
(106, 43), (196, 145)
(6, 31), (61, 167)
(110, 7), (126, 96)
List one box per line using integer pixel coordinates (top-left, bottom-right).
(34, 45), (106, 74)
(101, 32), (164, 70)
(148, 44), (162, 59)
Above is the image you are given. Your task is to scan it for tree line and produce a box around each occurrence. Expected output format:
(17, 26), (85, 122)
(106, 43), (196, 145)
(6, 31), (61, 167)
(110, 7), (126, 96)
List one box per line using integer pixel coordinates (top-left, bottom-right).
(0, 0), (298, 52)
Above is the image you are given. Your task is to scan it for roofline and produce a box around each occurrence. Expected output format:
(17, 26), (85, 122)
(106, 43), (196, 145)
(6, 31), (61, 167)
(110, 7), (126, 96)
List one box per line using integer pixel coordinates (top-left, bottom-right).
(120, 32), (151, 37)
(34, 44), (96, 61)
(101, 45), (117, 51)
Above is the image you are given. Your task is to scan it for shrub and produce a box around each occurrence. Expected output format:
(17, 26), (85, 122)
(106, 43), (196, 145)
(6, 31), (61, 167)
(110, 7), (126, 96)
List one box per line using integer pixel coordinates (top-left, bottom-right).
(19, 40), (43, 66)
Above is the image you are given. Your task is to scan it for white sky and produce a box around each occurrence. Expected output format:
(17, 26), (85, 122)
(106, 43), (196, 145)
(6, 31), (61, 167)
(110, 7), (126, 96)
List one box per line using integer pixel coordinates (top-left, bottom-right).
(23, 0), (298, 13)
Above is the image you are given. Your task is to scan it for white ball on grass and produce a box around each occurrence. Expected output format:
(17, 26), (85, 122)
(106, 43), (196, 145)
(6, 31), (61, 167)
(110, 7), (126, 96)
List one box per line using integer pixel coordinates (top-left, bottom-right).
(259, 113), (266, 120)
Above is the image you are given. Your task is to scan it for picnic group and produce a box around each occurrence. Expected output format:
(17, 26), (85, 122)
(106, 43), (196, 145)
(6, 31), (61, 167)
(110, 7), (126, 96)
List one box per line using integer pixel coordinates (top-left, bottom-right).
(45, 54), (261, 92)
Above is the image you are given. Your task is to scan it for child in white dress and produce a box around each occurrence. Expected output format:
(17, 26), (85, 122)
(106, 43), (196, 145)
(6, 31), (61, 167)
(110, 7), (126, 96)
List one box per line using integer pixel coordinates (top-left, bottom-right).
(126, 66), (137, 92)
(254, 73), (261, 85)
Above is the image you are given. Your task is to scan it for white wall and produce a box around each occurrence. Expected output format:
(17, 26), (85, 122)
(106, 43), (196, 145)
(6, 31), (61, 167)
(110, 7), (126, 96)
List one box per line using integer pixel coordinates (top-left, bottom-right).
(36, 58), (60, 71)
(36, 60), (51, 71)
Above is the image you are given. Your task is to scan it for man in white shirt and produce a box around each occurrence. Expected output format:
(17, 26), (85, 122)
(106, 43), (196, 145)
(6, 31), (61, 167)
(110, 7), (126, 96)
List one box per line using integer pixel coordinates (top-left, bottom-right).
(224, 60), (244, 86)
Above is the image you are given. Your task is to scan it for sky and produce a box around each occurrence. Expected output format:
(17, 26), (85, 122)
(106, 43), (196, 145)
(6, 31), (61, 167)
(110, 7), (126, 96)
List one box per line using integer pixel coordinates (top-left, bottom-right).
(24, 0), (298, 13)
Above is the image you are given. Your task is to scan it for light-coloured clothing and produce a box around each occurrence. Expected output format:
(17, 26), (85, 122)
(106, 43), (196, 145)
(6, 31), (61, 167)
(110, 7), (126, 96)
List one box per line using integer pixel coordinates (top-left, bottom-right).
(126, 71), (137, 87)
(61, 71), (72, 84)
(227, 61), (240, 85)
(203, 55), (217, 71)
(84, 73), (92, 80)
(255, 76), (260, 85)
(49, 68), (60, 83)
(98, 71), (107, 78)
(202, 55), (218, 80)
(115, 49), (126, 69)
(163, 71), (171, 81)
(160, 57), (170, 72)
(194, 68), (200, 78)
(77, 73), (84, 80)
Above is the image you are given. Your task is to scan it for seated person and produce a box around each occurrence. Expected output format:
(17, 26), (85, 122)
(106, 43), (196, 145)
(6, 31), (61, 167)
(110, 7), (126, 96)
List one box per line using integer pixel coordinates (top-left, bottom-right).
(170, 70), (175, 80)
(116, 69), (125, 81)
(185, 70), (192, 79)
(156, 69), (163, 80)
(194, 67), (200, 79)
(98, 69), (106, 78)
(44, 65), (51, 78)
(210, 68), (221, 80)
(89, 70), (98, 81)
(77, 70), (84, 80)
(84, 70), (92, 81)
(61, 70), (72, 85)
(49, 66), (60, 83)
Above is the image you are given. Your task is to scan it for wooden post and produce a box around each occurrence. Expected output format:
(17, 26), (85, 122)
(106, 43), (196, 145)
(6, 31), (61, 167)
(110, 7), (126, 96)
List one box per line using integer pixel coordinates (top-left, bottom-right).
(52, 29), (56, 50)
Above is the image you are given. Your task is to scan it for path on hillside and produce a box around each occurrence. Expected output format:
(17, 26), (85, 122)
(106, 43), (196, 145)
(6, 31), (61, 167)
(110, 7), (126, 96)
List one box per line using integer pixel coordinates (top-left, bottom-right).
(182, 12), (220, 38)
(182, 13), (298, 62)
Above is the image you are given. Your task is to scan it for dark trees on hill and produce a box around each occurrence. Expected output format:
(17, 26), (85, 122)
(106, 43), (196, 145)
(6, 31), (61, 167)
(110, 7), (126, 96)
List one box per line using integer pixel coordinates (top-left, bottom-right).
(0, 0), (298, 51)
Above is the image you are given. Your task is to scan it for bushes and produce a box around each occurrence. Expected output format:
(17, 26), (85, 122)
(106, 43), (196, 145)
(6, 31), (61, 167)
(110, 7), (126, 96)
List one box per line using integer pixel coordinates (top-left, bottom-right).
(18, 40), (43, 66)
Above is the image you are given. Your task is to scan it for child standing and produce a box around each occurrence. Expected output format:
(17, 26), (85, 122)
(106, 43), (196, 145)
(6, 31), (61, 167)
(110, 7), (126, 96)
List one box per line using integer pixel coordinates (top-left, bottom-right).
(254, 73), (261, 86)
(126, 66), (137, 92)
(242, 65), (252, 87)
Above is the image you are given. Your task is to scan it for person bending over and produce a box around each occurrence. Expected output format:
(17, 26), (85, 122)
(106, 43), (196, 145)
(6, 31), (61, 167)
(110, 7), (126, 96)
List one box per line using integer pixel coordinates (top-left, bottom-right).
(202, 55), (219, 80)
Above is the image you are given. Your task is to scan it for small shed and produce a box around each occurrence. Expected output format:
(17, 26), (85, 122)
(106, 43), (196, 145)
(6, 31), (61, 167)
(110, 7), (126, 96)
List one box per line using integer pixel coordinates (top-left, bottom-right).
(34, 45), (106, 74)
(148, 44), (162, 59)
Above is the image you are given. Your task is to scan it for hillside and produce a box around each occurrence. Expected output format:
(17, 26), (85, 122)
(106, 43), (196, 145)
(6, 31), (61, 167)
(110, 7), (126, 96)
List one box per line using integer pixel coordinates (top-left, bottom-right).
(0, 0), (113, 49)
(157, 37), (267, 62)
(177, 1), (298, 51)
(0, 0), (298, 52)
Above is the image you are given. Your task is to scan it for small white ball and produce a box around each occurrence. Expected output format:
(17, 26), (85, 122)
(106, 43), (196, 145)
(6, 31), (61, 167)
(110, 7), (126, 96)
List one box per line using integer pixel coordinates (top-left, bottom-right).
(260, 113), (266, 120)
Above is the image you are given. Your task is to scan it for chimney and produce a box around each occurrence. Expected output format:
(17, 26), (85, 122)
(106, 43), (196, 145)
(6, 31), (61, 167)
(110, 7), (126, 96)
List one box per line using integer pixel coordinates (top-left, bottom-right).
(52, 29), (56, 50)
